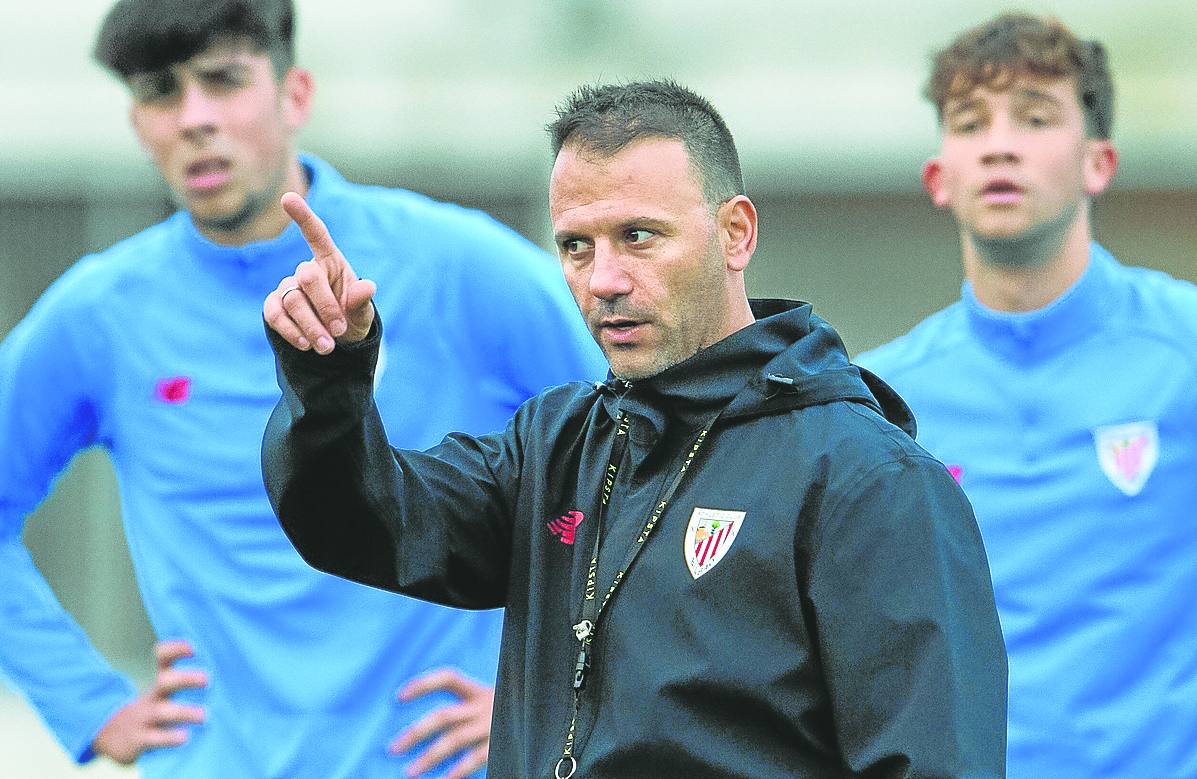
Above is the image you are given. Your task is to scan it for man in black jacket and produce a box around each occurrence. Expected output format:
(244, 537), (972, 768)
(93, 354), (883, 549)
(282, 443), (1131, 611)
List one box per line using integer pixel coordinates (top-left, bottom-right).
(262, 80), (1007, 778)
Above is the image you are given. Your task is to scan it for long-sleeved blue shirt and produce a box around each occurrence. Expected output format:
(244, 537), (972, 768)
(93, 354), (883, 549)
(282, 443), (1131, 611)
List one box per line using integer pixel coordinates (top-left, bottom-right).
(0, 155), (607, 777)
(857, 244), (1197, 778)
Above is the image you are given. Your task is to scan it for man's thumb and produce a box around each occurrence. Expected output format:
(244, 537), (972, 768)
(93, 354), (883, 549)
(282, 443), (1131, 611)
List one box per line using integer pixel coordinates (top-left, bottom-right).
(343, 278), (377, 339)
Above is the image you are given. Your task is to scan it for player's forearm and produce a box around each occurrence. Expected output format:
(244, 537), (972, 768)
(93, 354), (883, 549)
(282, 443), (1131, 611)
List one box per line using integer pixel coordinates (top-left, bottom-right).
(0, 537), (136, 762)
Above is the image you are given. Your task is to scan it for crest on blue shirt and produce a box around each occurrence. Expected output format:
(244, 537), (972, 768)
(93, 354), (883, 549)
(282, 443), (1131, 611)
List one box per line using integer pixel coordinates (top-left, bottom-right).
(1093, 421), (1158, 497)
(684, 508), (745, 579)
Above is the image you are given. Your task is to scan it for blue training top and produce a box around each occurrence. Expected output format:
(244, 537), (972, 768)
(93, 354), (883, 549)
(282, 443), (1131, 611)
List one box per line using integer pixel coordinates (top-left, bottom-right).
(858, 244), (1197, 778)
(0, 155), (607, 778)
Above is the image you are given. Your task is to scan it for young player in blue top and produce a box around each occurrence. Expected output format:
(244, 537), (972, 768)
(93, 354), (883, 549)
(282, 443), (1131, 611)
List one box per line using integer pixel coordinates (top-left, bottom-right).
(0, 1), (606, 777)
(857, 13), (1197, 778)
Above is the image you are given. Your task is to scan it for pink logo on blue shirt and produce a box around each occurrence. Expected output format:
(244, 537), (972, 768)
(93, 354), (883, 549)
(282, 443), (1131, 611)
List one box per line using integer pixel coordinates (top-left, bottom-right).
(155, 376), (191, 404)
(1093, 421), (1158, 496)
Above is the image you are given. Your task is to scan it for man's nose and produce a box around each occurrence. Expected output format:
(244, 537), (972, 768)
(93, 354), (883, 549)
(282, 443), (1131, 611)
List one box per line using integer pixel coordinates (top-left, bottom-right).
(980, 116), (1020, 165)
(588, 243), (634, 301)
(177, 83), (219, 138)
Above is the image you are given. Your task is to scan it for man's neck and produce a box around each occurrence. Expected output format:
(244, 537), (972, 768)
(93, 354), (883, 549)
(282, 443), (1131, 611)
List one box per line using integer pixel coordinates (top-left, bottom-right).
(195, 157), (309, 247)
(961, 211), (1093, 313)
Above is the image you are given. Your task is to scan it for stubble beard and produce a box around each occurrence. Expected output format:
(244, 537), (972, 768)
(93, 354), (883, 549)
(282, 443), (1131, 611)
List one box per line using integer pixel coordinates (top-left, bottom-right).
(970, 199), (1080, 270)
(605, 295), (724, 383)
(607, 336), (698, 383)
(180, 156), (291, 237)
(189, 189), (271, 234)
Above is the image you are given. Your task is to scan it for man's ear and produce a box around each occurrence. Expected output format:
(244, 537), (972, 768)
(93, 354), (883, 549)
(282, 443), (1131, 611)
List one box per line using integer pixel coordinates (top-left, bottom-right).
(281, 67), (314, 130)
(1084, 140), (1118, 197)
(719, 195), (757, 273)
(128, 103), (147, 150)
(922, 158), (951, 208)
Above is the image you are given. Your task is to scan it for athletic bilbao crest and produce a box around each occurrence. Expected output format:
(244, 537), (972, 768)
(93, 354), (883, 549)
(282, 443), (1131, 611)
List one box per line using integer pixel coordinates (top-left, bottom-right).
(684, 508), (746, 579)
(1093, 421), (1158, 497)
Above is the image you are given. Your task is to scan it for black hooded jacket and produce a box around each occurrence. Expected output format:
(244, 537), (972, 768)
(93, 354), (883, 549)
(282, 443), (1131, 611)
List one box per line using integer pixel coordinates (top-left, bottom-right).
(263, 299), (1007, 778)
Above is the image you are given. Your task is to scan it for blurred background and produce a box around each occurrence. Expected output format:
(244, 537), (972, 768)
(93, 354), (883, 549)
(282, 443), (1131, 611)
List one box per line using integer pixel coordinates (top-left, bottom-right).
(1, 0), (1194, 774)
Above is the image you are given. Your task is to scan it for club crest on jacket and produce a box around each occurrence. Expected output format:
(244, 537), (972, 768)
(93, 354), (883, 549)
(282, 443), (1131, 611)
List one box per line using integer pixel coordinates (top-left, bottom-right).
(684, 508), (746, 579)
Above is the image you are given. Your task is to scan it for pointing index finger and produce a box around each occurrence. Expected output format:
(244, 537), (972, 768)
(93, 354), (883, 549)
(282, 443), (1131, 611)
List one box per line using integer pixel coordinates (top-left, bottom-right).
(281, 192), (340, 264)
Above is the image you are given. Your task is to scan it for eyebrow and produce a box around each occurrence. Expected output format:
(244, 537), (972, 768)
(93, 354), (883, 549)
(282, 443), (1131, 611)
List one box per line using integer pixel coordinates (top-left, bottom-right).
(944, 99), (984, 118)
(1011, 87), (1063, 107)
(127, 69), (175, 93)
(129, 70), (166, 85)
(189, 58), (252, 76)
(129, 55), (250, 83)
(945, 85), (1065, 117)
(555, 215), (667, 236)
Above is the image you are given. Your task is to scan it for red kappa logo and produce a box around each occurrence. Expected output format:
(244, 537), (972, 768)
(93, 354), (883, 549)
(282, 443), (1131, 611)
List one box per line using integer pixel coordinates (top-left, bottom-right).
(546, 510), (584, 545)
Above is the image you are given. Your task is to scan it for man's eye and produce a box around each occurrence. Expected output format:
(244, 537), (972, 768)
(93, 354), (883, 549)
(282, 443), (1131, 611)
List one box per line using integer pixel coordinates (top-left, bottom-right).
(1025, 114), (1050, 128)
(626, 229), (654, 244)
(204, 69), (245, 88)
(562, 239), (591, 255)
(950, 119), (980, 134)
(132, 74), (177, 101)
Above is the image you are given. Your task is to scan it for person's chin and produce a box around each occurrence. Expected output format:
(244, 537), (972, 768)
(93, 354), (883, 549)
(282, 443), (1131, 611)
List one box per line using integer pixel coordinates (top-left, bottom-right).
(609, 350), (678, 382)
(191, 190), (264, 230)
(177, 185), (231, 214)
(609, 358), (654, 382)
(190, 180), (239, 203)
(970, 214), (1033, 242)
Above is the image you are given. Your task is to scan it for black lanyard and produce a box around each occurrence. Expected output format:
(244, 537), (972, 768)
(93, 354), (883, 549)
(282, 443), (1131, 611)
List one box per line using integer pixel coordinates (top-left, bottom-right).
(554, 410), (716, 779)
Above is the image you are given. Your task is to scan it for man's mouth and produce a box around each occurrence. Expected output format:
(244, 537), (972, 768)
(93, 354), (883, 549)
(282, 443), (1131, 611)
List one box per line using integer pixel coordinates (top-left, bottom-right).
(185, 158), (232, 191)
(981, 179), (1024, 204)
(599, 318), (646, 344)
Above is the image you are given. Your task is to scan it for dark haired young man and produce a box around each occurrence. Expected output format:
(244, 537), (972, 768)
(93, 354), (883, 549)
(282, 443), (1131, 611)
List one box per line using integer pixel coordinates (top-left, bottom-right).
(857, 13), (1197, 777)
(0, 1), (605, 776)
(263, 79), (1007, 778)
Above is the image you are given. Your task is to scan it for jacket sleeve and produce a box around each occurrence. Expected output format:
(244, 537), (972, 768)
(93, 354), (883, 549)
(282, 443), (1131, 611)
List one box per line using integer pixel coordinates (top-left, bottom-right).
(804, 453), (1007, 778)
(0, 281), (137, 763)
(262, 317), (520, 610)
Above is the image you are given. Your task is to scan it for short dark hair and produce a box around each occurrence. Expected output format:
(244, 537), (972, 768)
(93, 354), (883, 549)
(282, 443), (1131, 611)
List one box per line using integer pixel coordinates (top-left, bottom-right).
(926, 13), (1113, 139)
(548, 79), (745, 207)
(94, 0), (296, 79)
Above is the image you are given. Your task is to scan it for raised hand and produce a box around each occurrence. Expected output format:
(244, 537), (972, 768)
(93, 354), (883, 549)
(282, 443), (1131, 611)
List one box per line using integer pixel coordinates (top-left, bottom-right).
(389, 669), (494, 779)
(264, 191), (377, 354)
(92, 640), (207, 764)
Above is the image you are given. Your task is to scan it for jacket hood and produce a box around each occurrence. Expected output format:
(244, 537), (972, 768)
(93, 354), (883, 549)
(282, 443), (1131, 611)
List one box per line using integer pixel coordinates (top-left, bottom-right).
(598, 298), (916, 438)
